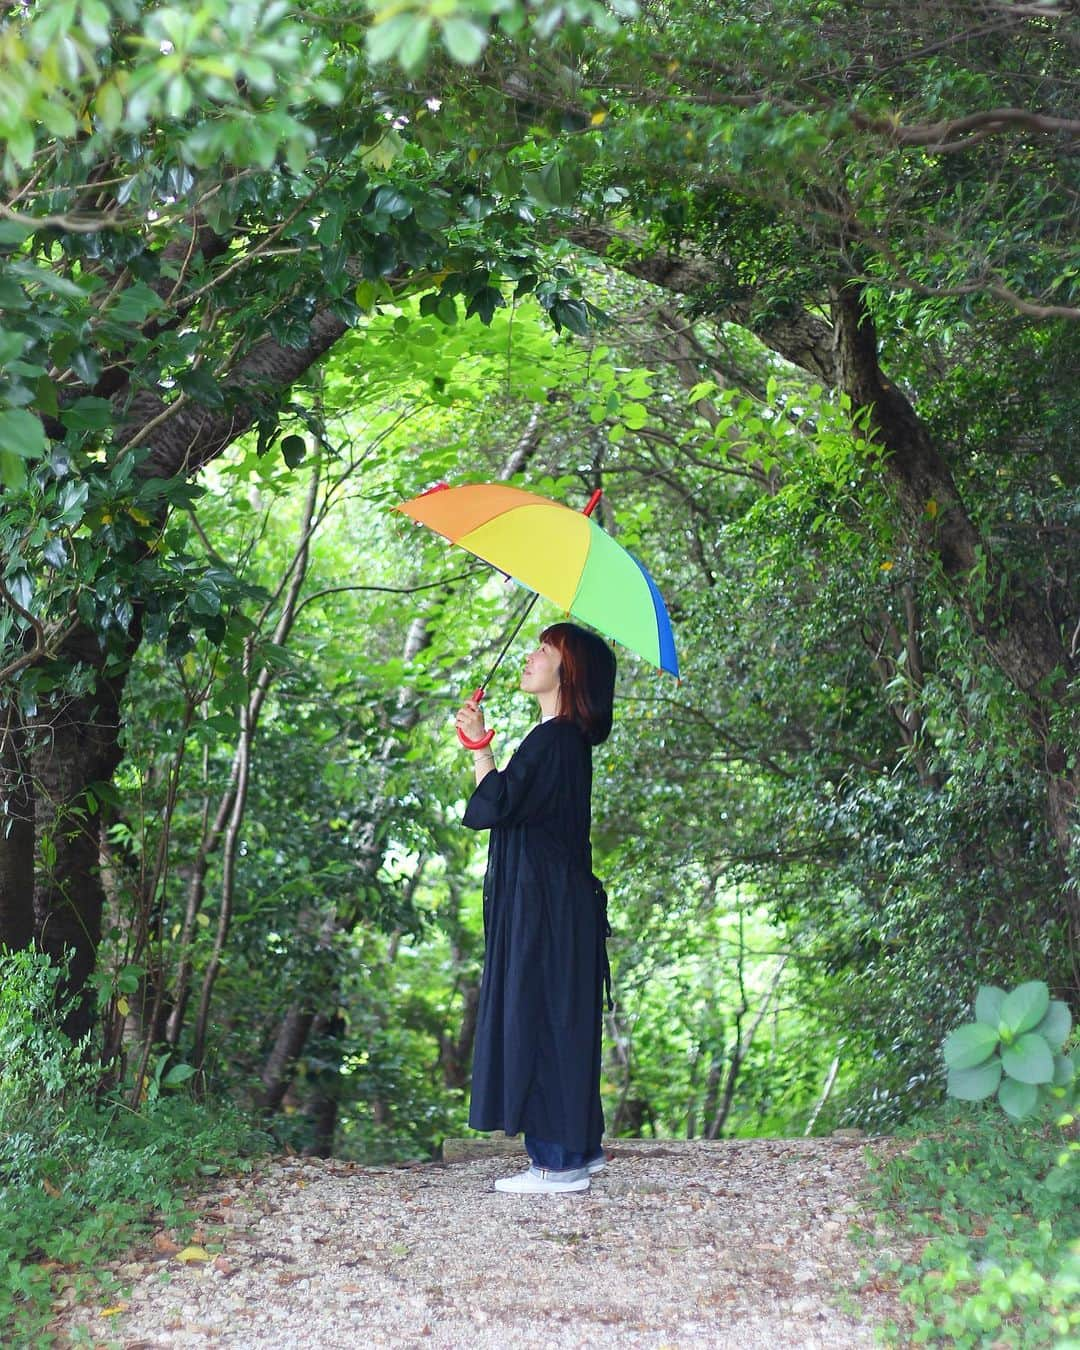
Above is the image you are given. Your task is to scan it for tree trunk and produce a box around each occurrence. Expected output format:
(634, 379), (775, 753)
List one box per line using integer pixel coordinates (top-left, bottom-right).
(573, 227), (1077, 902)
(302, 1012), (347, 1158)
(0, 701), (35, 951)
(16, 310), (351, 1027)
(256, 1004), (316, 1114)
(830, 285), (1077, 870)
(439, 983), (480, 1091)
(30, 628), (138, 1039)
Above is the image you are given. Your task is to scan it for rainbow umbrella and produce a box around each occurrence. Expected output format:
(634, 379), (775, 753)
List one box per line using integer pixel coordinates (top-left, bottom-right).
(395, 482), (678, 745)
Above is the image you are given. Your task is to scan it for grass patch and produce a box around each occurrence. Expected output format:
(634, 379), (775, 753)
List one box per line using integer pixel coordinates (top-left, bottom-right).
(0, 948), (271, 1345)
(1, 1095), (269, 1345)
(864, 1104), (1080, 1347)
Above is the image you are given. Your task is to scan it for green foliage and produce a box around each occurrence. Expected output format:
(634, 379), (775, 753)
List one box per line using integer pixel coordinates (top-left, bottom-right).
(364, 0), (640, 75)
(0, 949), (270, 1342)
(0, 946), (95, 1131)
(944, 981), (1076, 1122)
(866, 1107), (1080, 1347)
(3, 0), (1078, 1194)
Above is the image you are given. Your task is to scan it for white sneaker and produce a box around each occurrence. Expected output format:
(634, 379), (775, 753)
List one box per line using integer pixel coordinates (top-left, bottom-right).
(493, 1165), (590, 1194)
(586, 1152), (607, 1175)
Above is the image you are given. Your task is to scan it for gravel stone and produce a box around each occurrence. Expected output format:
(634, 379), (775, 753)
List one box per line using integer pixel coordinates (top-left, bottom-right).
(57, 1137), (906, 1348)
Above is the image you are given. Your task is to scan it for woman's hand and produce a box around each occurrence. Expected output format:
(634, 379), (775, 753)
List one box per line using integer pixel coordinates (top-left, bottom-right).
(455, 697), (487, 747)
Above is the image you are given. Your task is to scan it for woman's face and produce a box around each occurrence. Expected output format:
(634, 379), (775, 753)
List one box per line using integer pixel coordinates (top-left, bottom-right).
(520, 639), (562, 697)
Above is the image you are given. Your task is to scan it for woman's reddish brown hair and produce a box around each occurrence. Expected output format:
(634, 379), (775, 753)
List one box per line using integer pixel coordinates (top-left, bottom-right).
(541, 622), (616, 745)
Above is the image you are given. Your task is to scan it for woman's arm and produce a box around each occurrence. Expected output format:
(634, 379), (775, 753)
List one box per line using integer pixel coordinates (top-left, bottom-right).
(463, 724), (568, 831)
(472, 747), (497, 786)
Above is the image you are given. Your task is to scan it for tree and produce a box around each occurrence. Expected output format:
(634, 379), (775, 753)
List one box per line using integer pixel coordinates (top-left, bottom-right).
(390, 0), (1079, 914)
(3, 0), (1076, 1144)
(0, 0), (590, 1026)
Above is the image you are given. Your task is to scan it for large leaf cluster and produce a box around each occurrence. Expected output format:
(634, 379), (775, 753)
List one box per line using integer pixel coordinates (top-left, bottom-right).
(944, 981), (1076, 1121)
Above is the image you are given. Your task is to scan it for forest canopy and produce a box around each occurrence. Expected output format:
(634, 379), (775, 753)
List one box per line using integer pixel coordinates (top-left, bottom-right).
(0, 0), (1077, 1160)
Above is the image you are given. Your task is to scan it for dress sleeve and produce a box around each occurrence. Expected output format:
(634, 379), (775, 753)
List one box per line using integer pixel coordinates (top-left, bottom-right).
(462, 728), (561, 831)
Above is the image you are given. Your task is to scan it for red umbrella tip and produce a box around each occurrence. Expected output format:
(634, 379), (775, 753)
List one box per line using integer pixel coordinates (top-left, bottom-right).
(418, 481), (450, 497)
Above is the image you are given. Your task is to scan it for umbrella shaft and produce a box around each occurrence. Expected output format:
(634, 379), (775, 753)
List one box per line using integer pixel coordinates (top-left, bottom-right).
(479, 591), (541, 692)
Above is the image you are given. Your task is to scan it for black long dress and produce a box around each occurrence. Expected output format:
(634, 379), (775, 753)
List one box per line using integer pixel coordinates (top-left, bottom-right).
(463, 716), (606, 1153)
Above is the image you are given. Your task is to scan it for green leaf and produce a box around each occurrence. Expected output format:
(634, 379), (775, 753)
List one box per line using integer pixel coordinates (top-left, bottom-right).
(110, 281), (164, 326)
(998, 1076), (1040, 1121)
(178, 367), (225, 407)
(42, 536), (68, 569)
(974, 984), (1007, 1026)
(0, 449), (27, 490)
(365, 13), (420, 66)
(465, 286), (504, 325)
(70, 347), (101, 385)
(371, 186), (412, 220)
(1033, 999), (1072, 1050)
(280, 434), (307, 468)
(440, 16), (487, 64)
(96, 80), (124, 132)
(56, 479), (89, 525)
(946, 1058), (1003, 1101)
(943, 1021), (999, 1070)
(163, 1063), (197, 1087)
(0, 220), (32, 247)
(1000, 1032), (1054, 1085)
(35, 374), (59, 417)
(998, 980), (1050, 1037)
(0, 408), (47, 459)
(61, 397), (114, 432)
(539, 158), (580, 207)
(1052, 1053), (1075, 1088)
(553, 298), (589, 335)
(1044, 1163), (1078, 1195)
(397, 17), (434, 74)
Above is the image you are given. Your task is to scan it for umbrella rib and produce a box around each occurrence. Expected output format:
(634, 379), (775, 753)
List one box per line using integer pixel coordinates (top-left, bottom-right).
(478, 590), (541, 692)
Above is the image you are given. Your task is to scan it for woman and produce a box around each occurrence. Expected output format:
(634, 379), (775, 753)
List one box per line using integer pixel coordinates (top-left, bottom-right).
(455, 622), (616, 1194)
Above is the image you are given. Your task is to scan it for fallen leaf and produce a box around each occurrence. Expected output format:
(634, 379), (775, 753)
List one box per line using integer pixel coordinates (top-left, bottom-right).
(212, 1256), (235, 1276)
(175, 1245), (211, 1263)
(100, 1303), (128, 1316)
(41, 1179), (62, 1198)
(153, 1232), (181, 1256)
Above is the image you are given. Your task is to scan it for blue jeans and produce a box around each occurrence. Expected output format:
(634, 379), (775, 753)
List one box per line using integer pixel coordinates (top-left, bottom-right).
(525, 1135), (602, 1172)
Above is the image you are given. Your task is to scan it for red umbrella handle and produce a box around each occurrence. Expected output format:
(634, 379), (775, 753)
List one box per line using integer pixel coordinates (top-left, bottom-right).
(457, 687), (495, 750)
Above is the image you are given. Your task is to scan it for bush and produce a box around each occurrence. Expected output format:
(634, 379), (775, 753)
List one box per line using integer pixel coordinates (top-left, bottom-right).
(0, 947), (271, 1342)
(866, 1104), (1080, 1347)
(0, 946), (95, 1145)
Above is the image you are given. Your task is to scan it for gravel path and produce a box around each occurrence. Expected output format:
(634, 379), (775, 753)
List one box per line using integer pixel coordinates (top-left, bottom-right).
(57, 1137), (906, 1348)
